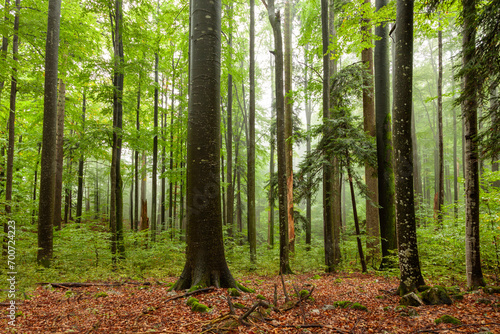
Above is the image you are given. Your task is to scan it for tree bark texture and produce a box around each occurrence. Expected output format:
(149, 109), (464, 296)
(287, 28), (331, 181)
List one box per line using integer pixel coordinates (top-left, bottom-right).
(54, 79), (65, 229)
(76, 93), (86, 224)
(172, 0), (236, 289)
(284, 0), (295, 253)
(265, 0), (292, 275)
(462, 0), (485, 288)
(110, 0), (125, 260)
(321, 0), (335, 273)
(375, 0), (397, 268)
(248, 0), (256, 263)
(393, 0), (425, 294)
(437, 27), (444, 225)
(38, 0), (62, 267)
(361, 2), (380, 266)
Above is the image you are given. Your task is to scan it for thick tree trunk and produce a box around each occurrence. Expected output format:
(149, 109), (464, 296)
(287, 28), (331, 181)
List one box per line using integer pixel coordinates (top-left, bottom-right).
(375, 0), (397, 268)
(54, 79), (65, 230)
(172, 0), (236, 290)
(462, 0), (485, 289)
(248, 0), (256, 263)
(393, 0), (425, 294)
(361, 2), (380, 266)
(38, 0), (62, 267)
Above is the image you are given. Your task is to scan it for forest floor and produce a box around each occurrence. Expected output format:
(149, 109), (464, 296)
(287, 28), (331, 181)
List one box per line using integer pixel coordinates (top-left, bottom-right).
(2, 272), (500, 333)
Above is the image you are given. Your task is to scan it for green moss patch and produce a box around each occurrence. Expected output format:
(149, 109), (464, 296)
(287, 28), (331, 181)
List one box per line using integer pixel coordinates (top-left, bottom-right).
(435, 315), (461, 325)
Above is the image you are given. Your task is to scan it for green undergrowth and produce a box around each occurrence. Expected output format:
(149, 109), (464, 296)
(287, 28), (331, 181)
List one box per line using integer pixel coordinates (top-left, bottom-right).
(1, 178), (500, 303)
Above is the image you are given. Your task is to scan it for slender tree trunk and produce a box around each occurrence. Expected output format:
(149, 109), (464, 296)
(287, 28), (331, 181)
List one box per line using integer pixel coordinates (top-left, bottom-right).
(247, 0), (256, 263)
(330, 0), (342, 266)
(134, 79), (141, 231)
(140, 152), (148, 231)
(160, 77), (166, 231)
(31, 143), (41, 225)
(151, 52), (159, 242)
(462, 0), (485, 288)
(321, 0), (334, 273)
(76, 93), (86, 224)
(437, 27), (444, 225)
(394, 0), (425, 294)
(63, 136), (73, 225)
(4, 0), (19, 257)
(54, 79), (65, 230)
(226, 28), (234, 239)
(347, 155), (367, 273)
(304, 44), (312, 248)
(284, 0), (295, 253)
(168, 66), (176, 232)
(491, 88), (499, 188)
(95, 161), (100, 218)
(268, 50), (275, 248)
(375, 0), (396, 268)
(38, 0), (62, 267)
(412, 103), (422, 208)
(265, 0), (292, 275)
(110, 0), (125, 260)
(361, 1), (380, 266)
(0, 0), (10, 96)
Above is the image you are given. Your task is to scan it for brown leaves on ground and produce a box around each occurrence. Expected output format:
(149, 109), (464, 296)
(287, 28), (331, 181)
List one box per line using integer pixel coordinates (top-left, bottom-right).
(3, 273), (500, 333)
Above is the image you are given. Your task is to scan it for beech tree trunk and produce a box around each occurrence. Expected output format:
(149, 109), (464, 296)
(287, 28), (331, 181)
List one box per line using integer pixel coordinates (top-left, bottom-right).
(284, 0), (295, 253)
(394, 0), (425, 295)
(248, 0), (256, 263)
(304, 44), (312, 248)
(76, 93), (86, 224)
(38, 0), (62, 267)
(172, 0), (236, 290)
(54, 79), (65, 230)
(361, 1), (380, 266)
(375, 0), (397, 268)
(151, 52), (159, 241)
(110, 0), (125, 260)
(265, 0), (292, 275)
(437, 27), (444, 225)
(462, 0), (485, 289)
(321, 0), (335, 273)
